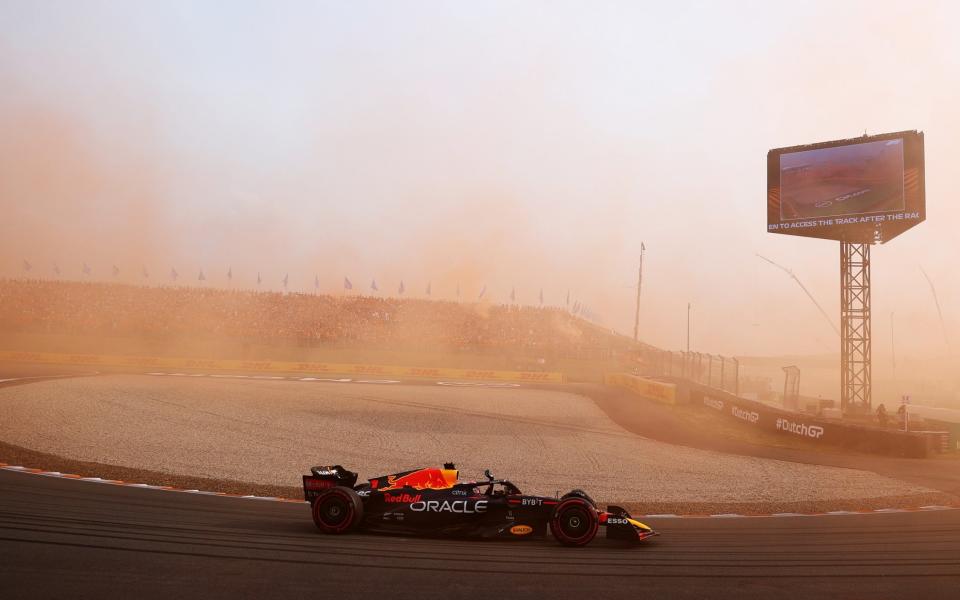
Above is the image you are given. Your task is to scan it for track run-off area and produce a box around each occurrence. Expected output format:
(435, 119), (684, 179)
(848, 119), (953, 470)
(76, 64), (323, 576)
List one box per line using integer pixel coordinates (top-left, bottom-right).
(1, 366), (959, 598)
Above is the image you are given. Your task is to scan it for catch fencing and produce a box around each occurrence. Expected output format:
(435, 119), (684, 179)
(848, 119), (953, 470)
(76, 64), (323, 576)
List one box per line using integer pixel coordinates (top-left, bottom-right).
(631, 347), (739, 395)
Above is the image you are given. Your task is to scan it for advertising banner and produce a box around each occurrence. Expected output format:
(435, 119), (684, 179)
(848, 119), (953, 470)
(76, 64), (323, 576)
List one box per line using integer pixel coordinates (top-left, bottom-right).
(605, 373), (677, 405)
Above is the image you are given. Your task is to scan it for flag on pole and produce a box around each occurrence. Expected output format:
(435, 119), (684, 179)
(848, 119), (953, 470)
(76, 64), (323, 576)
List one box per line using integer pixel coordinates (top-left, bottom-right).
(539, 288), (544, 305)
(510, 287), (515, 302)
(478, 285), (486, 300)
(22, 259), (32, 272)
(83, 262), (92, 276)
(198, 269), (206, 281)
(170, 267), (178, 281)
(371, 279), (378, 292)
(398, 280), (405, 295)
(112, 265), (120, 277)
(257, 272), (262, 285)
(343, 277), (352, 290)
(425, 282), (431, 296)
(283, 273), (289, 289)
(227, 266), (233, 281)
(142, 266), (149, 279)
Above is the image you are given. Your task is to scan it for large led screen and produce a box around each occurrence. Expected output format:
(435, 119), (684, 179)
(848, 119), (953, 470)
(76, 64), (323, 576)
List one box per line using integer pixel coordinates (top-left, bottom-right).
(767, 131), (925, 243)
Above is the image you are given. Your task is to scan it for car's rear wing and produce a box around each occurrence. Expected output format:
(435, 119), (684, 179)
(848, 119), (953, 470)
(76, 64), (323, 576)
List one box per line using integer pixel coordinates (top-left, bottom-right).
(303, 465), (359, 502)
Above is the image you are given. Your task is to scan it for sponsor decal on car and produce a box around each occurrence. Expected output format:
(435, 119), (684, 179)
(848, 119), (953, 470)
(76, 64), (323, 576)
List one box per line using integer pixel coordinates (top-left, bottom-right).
(378, 468), (459, 492)
(304, 478), (335, 490)
(731, 406), (760, 423)
(510, 524), (533, 535)
(703, 397), (724, 411)
(606, 517), (630, 525)
(521, 498), (544, 506)
(410, 500), (488, 514)
(776, 417), (825, 439)
(384, 493), (422, 503)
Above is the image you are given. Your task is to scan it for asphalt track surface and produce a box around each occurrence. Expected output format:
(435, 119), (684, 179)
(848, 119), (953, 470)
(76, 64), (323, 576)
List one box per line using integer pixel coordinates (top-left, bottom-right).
(2, 365), (959, 598)
(2, 469), (959, 599)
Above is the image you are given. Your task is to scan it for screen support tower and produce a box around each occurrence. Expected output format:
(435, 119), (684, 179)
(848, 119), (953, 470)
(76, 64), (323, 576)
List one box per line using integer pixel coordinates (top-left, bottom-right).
(840, 241), (872, 414)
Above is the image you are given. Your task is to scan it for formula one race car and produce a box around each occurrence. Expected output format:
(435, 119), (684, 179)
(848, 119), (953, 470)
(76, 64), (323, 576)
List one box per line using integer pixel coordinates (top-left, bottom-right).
(302, 463), (657, 546)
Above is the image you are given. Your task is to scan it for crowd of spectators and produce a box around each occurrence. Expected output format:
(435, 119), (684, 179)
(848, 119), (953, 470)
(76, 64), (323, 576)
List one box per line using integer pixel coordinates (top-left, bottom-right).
(0, 279), (628, 356)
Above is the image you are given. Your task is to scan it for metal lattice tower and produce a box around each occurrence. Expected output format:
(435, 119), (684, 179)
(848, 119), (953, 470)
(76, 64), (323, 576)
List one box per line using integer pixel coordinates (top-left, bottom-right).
(840, 242), (872, 414)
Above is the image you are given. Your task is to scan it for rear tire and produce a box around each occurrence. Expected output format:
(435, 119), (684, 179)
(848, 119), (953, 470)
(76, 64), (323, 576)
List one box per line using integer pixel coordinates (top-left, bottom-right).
(550, 497), (599, 547)
(312, 487), (364, 534)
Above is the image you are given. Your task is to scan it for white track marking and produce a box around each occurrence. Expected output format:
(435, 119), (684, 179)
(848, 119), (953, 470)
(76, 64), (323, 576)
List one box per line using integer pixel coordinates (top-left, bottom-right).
(0, 373), (98, 384)
(0, 466), (955, 517)
(142, 372), (521, 387)
(437, 381), (520, 388)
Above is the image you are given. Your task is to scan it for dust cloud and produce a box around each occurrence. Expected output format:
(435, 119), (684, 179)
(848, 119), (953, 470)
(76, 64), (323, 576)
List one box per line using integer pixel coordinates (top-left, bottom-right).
(0, 2), (957, 406)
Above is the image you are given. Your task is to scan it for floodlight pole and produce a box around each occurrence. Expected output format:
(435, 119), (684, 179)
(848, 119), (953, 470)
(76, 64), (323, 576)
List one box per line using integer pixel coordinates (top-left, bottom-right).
(633, 245), (645, 342)
(890, 311), (897, 397)
(840, 241), (872, 415)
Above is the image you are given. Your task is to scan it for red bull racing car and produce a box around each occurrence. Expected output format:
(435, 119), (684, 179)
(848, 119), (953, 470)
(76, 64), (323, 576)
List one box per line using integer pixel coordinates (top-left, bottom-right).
(302, 463), (657, 547)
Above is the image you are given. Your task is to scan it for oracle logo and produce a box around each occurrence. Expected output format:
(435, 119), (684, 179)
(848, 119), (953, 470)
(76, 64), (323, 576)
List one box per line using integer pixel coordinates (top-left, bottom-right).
(410, 500), (488, 514)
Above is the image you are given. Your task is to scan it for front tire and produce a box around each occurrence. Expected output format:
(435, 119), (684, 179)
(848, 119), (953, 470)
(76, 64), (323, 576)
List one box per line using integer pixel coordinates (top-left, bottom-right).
(550, 497), (599, 547)
(312, 487), (364, 534)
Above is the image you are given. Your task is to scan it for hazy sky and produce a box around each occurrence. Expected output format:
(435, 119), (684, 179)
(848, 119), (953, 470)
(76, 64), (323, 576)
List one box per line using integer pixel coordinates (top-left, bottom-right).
(1, 0), (958, 359)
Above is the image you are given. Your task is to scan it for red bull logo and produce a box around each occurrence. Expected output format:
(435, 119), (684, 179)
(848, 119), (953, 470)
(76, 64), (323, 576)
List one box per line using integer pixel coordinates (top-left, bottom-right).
(376, 468), (459, 492)
(384, 493), (421, 503)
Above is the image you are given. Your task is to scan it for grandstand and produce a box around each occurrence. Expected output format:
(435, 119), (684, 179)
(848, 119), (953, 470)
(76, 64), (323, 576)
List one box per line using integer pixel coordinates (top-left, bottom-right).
(0, 279), (638, 376)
